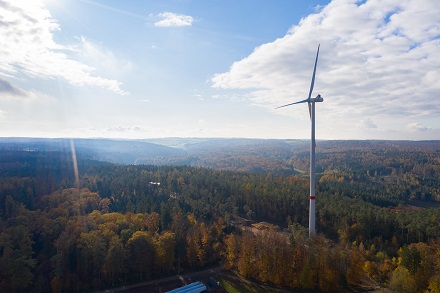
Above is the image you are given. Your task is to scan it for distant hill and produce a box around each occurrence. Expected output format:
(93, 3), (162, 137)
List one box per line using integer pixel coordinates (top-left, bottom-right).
(0, 137), (185, 165)
(1, 138), (439, 176)
(138, 138), (309, 174)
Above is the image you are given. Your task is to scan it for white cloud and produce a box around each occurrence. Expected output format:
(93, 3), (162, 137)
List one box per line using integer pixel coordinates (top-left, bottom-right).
(0, 78), (26, 97)
(64, 125), (153, 139)
(211, 0), (440, 134)
(0, 0), (127, 95)
(154, 12), (193, 27)
(106, 125), (146, 133)
(406, 122), (431, 132)
(75, 37), (133, 80)
(358, 117), (377, 129)
(0, 77), (55, 101)
(194, 94), (204, 101)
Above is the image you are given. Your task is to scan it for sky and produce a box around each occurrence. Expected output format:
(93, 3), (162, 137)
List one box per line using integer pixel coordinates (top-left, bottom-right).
(0, 0), (439, 140)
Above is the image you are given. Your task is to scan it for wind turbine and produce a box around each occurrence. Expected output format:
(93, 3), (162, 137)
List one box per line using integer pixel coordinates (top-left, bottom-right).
(276, 44), (323, 238)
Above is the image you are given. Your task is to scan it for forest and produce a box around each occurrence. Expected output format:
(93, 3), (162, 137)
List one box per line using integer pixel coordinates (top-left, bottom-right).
(0, 138), (439, 292)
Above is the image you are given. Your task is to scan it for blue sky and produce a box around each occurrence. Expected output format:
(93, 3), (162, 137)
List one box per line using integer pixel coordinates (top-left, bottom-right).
(0, 0), (439, 140)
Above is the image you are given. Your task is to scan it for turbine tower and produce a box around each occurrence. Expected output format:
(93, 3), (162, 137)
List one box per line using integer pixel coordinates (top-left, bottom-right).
(276, 44), (323, 238)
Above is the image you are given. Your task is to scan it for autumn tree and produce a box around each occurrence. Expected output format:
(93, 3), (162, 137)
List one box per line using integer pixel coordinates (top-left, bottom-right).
(126, 231), (154, 281)
(223, 233), (238, 269)
(77, 230), (106, 288)
(154, 231), (176, 275)
(237, 232), (255, 278)
(103, 235), (126, 286)
(0, 225), (36, 292)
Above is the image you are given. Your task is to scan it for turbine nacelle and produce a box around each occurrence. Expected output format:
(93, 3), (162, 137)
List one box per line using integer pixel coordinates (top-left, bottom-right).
(275, 94), (323, 109)
(312, 94), (323, 102)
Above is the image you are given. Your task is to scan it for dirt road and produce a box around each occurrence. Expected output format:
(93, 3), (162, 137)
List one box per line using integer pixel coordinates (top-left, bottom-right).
(95, 266), (224, 293)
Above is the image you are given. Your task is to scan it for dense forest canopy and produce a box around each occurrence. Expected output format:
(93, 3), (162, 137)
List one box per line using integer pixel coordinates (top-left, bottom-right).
(0, 138), (439, 292)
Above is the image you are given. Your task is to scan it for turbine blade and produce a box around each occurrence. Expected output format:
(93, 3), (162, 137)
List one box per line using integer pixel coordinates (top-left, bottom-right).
(275, 98), (309, 109)
(307, 44), (320, 100)
(308, 102), (311, 119)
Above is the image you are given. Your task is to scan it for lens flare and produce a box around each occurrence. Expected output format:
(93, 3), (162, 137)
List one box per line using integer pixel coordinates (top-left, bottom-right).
(70, 139), (80, 189)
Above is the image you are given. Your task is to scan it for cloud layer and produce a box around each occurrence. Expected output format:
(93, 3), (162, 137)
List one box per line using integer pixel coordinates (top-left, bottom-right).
(154, 12), (193, 27)
(211, 0), (440, 135)
(0, 78), (26, 97)
(0, 0), (127, 95)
